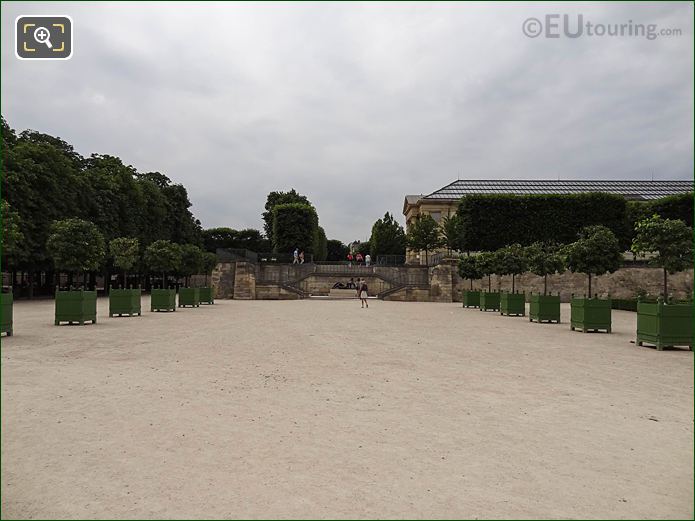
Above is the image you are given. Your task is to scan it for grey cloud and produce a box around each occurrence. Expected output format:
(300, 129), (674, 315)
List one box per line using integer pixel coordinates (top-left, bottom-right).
(2, 2), (692, 243)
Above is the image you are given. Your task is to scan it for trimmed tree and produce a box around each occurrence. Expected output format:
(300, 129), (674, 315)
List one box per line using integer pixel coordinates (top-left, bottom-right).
(179, 244), (204, 286)
(144, 240), (182, 289)
(327, 239), (349, 262)
(458, 255), (483, 290)
(46, 218), (105, 289)
(526, 242), (566, 295)
(631, 215), (693, 299)
(564, 225), (622, 297)
(272, 203), (318, 256)
(476, 251), (498, 292)
(493, 243), (528, 292)
(109, 237), (139, 289)
(406, 214), (443, 265)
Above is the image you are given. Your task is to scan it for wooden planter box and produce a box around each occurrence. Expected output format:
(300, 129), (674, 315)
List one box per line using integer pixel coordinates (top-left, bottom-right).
(462, 290), (480, 308)
(55, 290), (97, 325)
(529, 294), (560, 323)
(500, 292), (525, 316)
(479, 291), (500, 312)
(637, 300), (693, 351)
(178, 287), (200, 308)
(570, 297), (611, 333)
(109, 288), (142, 317)
(199, 287), (214, 305)
(151, 288), (176, 312)
(1, 290), (13, 336)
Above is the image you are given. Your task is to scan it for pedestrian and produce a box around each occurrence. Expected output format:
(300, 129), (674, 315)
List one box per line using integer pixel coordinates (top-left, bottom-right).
(347, 252), (353, 267)
(365, 253), (371, 267)
(299, 251), (305, 264)
(293, 248), (299, 264)
(359, 279), (369, 308)
(348, 277), (355, 289)
(355, 278), (361, 297)
(356, 252), (363, 265)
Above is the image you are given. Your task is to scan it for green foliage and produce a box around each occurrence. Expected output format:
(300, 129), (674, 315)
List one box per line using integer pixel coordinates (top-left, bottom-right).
(109, 237), (139, 273)
(440, 214), (462, 253)
(475, 251), (499, 277)
(202, 227), (268, 252)
(369, 212), (406, 257)
(1, 118), (202, 273)
(2, 200), (24, 263)
(458, 193), (629, 251)
(564, 225), (622, 295)
(179, 244), (204, 278)
(631, 215), (693, 275)
(458, 255), (483, 280)
(493, 243), (528, 277)
(326, 239), (349, 261)
(143, 240), (182, 274)
(272, 203), (319, 255)
(46, 218), (105, 274)
(354, 240), (371, 256)
(406, 215), (443, 263)
(315, 226), (328, 261)
(262, 189), (311, 244)
(626, 194), (693, 245)
(201, 251), (218, 275)
(525, 242), (566, 278)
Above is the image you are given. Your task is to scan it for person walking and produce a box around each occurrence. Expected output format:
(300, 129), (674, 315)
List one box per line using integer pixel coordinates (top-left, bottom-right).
(356, 252), (363, 265)
(347, 252), (353, 267)
(359, 279), (369, 308)
(293, 248), (299, 264)
(365, 253), (371, 267)
(299, 251), (305, 264)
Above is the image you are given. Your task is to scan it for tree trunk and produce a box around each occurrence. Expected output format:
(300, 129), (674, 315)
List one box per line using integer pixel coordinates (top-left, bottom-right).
(588, 273), (592, 298)
(544, 274), (548, 296)
(469, 278), (473, 290)
(663, 268), (668, 301)
(425, 249), (429, 266)
(512, 274), (515, 293)
(162, 272), (166, 289)
(488, 275), (491, 292)
(28, 270), (34, 299)
(205, 273), (209, 286)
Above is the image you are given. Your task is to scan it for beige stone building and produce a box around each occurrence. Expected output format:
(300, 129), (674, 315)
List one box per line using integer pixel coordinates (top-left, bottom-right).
(403, 179), (693, 264)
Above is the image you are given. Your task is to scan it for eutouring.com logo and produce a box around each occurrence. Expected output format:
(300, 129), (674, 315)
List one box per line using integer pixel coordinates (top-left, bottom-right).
(522, 14), (682, 40)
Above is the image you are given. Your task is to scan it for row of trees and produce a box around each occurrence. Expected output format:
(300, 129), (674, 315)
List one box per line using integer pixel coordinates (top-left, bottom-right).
(2, 117), (203, 294)
(458, 216), (693, 297)
(45, 219), (217, 290)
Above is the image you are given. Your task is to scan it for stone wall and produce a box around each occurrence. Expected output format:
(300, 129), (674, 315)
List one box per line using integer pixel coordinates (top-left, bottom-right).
(211, 261), (693, 303)
(453, 267), (694, 302)
(211, 262), (235, 299)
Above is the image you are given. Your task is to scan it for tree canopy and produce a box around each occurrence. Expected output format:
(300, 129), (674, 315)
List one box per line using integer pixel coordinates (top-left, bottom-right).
(406, 215), (443, 264)
(46, 218), (105, 274)
(564, 225), (622, 296)
(369, 212), (406, 258)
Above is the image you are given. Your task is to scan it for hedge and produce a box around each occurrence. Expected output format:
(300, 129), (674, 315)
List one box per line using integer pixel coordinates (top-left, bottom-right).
(272, 203), (319, 255)
(457, 193), (629, 251)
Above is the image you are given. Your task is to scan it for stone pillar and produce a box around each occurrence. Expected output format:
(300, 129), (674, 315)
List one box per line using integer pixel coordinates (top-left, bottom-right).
(429, 258), (458, 303)
(233, 261), (256, 300)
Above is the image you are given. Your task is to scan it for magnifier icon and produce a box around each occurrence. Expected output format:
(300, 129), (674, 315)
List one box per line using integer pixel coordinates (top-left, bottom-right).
(33, 26), (53, 49)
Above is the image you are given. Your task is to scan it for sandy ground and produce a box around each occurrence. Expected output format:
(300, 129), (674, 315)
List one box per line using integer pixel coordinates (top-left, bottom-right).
(1, 297), (693, 519)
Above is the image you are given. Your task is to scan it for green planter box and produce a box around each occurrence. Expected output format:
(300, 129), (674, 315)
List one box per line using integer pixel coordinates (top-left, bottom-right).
(199, 287), (214, 305)
(529, 294), (560, 323)
(462, 290), (480, 308)
(151, 288), (176, 312)
(479, 291), (500, 312)
(570, 297), (611, 333)
(179, 287), (200, 308)
(1, 290), (13, 336)
(109, 288), (142, 317)
(637, 300), (693, 351)
(500, 292), (525, 316)
(55, 290), (97, 325)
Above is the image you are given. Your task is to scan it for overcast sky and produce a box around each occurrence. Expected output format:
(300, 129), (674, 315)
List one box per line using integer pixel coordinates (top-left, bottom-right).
(2, 2), (693, 243)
